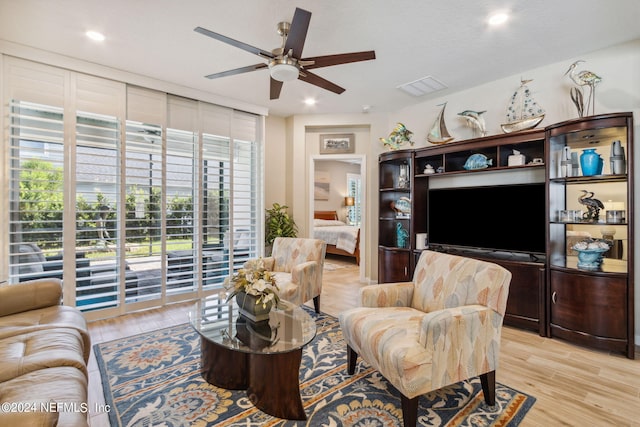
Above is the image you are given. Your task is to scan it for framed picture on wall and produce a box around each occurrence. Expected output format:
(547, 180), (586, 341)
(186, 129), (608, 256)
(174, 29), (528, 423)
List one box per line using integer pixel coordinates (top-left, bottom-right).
(314, 170), (330, 200)
(320, 133), (355, 154)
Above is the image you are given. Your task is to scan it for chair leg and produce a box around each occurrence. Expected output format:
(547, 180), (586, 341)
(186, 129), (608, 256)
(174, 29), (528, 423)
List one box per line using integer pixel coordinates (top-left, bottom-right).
(313, 295), (320, 313)
(479, 370), (496, 406)
(400, 394), (419, 427)
(346, 345), (358, 375)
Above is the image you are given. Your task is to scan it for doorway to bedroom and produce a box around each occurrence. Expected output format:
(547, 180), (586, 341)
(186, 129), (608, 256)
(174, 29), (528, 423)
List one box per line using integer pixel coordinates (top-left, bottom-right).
(310, 154), (366, 282)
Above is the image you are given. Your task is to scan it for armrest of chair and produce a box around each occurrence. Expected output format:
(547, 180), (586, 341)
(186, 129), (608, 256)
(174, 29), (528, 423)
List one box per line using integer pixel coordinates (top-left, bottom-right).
(243, 257), (275, 270)
(417, 304), (503, 389)
(360, 282), (414, 307)
(0, 278), (63, 316)
(289, 261), (318, 285)
(419, 305), (501, 350)
(262, 257), (275, 270)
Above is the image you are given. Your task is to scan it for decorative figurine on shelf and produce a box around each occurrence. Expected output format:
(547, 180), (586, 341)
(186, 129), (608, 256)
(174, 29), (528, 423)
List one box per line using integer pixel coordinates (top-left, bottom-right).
(380, 123), (415, 150)
(390, 197), (411, 218)
(463, 153), (492, 170)
(578, 190), (604, 222)
(457, 109), (487, 137)
(396, 222), (409, 248)
(397, 162), (410, 188)
(501, 78), (545, 133)
(564, 60), (602, 117)
(427, 102), (454, 144)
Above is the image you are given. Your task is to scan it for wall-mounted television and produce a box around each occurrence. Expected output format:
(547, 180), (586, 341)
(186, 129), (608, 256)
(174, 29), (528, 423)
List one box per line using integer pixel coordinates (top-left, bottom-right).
(427, 183), (546, 256)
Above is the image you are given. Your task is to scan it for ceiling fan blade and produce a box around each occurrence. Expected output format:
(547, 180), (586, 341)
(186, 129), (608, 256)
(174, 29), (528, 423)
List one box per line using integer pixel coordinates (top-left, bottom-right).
(283, 8), (311, 58)
(302, 51), (376, 70)
(270, 78), (284, 100)
(205, 63), (267, 79)
(298, 70), (345, 94)
(194, 26), (274, 59)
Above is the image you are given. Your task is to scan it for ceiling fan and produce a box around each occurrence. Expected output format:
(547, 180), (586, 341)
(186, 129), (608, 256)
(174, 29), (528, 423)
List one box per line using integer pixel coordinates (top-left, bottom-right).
(194, 7), (376, 100)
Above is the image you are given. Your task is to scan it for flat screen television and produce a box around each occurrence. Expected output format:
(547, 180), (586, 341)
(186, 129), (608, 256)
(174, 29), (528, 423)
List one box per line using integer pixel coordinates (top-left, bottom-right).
(427, 183), (546, 255)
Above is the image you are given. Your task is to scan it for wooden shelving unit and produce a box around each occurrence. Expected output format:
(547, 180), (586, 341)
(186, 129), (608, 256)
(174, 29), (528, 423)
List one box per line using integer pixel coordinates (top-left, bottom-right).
(378, 113), (635, 357)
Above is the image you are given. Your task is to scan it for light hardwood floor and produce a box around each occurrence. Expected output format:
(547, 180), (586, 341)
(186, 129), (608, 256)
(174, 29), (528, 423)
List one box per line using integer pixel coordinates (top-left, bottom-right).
(87, 255), (640, 427)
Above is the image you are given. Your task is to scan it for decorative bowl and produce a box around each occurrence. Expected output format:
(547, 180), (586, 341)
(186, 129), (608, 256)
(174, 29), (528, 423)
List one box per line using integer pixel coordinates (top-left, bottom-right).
(573, 247), (608, 270)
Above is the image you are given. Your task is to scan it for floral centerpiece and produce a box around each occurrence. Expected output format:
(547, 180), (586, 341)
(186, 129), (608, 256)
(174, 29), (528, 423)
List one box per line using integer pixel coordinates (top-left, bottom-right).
(572, 237), (611, 270)
(224, 258), (280, 321)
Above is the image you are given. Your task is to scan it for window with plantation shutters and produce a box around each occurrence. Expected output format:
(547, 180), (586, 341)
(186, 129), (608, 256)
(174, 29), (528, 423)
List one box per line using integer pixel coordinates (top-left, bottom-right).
(2, 61), (263, 318)
(346, 173), (362, 226)
(75, 111), (121, 310)
(230, 138), (259, 270)
(123, 121), (164, 304)
(201, 133), (231, 288)
(165, 128), (198, 294)
(8, 100), (66, 282)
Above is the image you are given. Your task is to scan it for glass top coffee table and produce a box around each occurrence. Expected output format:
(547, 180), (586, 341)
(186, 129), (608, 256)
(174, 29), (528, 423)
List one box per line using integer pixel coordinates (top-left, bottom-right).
(189, 293), (316, 420)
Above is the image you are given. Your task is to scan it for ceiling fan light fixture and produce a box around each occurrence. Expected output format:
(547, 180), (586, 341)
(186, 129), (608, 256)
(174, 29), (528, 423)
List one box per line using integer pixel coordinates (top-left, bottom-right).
(269, 58), (299, 82)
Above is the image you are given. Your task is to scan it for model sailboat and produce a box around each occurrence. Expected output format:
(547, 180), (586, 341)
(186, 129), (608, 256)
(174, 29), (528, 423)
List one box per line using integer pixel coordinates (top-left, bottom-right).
(427, 102), (454, 144)
(501, 78), (545, 133)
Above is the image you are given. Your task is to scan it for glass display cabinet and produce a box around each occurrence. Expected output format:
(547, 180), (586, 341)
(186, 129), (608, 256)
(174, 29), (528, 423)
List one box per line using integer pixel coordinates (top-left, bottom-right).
(378, 150), (414, 282)
(546, 112), (634, 358)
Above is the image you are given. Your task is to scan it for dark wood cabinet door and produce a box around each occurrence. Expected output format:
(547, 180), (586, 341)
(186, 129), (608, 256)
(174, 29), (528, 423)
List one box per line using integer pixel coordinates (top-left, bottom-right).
(495, 260), (545, 335)
(378, 248), (411, 283)
(550, 270), (627, 340)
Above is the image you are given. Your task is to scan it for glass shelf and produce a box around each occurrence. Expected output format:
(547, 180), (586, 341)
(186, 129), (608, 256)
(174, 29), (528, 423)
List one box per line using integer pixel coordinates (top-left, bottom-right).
(550, 256), (628, 274)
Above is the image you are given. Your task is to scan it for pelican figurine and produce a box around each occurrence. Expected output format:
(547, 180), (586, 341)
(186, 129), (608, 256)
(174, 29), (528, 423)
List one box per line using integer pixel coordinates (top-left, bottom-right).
(564, 60), (602, 117)
(578, 189), (604, 221)
(458, 110), (487, 137)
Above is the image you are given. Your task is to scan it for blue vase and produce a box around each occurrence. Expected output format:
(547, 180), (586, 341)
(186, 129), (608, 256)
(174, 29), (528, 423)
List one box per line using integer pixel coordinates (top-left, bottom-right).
(580, 148), (601, 176)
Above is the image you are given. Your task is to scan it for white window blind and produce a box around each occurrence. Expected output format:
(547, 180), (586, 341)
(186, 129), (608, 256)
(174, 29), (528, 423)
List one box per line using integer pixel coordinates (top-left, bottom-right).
(3, 61), (263, 317)
(165, 128), (198, 294)
(202, 133), (231, 289)
(124, 121), (164, 304)
(75, 111), (121, 310)
(8, 100), (66, 282)
(346, 173), (362, 226)
(230, 138), (259, 270)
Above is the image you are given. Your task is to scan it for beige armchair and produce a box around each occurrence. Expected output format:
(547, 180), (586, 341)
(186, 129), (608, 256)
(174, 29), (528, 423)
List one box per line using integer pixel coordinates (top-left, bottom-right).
(339, 250), (511, 427)
(256, 237), (326, 312)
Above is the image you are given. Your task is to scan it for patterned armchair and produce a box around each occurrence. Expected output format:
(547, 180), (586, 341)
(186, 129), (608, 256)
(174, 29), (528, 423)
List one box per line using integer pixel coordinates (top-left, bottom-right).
(256, 237), (326, 312)
(339, 250), (511, 427)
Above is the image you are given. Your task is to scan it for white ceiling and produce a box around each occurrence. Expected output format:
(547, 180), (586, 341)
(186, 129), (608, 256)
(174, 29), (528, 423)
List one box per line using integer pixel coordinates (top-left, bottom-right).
(1, 0), (639, 117)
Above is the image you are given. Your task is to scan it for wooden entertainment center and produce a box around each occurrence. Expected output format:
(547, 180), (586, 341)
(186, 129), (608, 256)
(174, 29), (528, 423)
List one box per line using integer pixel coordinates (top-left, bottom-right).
(378, 113), (634, 358)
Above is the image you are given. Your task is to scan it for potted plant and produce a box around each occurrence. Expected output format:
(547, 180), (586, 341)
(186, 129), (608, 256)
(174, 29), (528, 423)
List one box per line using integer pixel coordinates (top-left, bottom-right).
(265, 202), (297, 255)
(224, 258), (280, 321)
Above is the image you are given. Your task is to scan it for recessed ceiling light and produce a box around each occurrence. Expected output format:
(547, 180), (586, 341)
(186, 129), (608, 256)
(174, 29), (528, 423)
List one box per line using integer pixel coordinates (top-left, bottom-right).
(86, 31), (105, 42)
(488, 12), (509, 26)
(304, 98), (316, 106)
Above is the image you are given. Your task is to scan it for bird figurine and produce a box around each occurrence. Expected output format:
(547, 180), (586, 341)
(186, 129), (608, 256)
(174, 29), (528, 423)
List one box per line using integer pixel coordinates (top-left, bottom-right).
(578, 189), (604, 222)
(564, 60), (602, 117)
(380, 122), (415, 150)
(457, 110), (487, 137)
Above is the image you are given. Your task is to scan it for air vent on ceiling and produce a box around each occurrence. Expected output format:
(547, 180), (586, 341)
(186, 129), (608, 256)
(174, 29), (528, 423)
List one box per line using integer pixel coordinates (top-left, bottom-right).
(397, 75), (448, 97)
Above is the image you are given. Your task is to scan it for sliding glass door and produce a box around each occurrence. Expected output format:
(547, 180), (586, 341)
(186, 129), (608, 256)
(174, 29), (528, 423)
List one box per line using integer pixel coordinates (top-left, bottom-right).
(5, 96), (262, 317)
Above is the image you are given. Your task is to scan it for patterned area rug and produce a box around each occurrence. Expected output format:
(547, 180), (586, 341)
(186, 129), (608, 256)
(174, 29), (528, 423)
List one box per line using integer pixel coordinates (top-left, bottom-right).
(94, 310), (535, 426)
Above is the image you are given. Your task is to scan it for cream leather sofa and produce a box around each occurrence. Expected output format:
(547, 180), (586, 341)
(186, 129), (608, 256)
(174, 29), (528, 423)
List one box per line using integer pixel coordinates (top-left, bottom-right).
(0, 279), (90, 427)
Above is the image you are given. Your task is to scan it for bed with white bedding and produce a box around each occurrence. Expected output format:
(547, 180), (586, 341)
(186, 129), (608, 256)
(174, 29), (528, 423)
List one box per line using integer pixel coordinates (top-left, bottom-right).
(313, 210), (360, 265)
